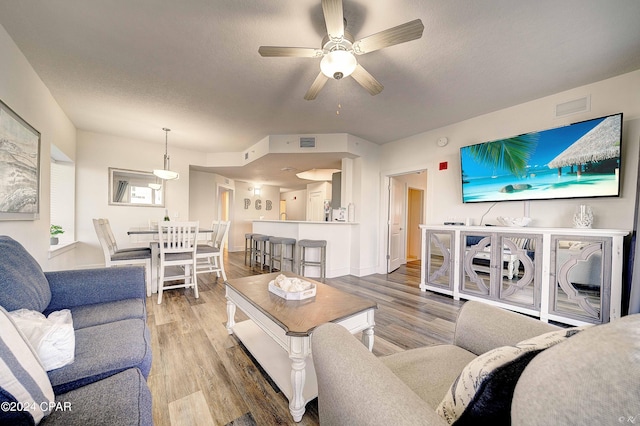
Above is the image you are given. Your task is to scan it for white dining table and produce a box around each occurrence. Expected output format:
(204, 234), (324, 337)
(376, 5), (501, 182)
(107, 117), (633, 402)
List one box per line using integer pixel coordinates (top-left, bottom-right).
(127, 227), (214, 294)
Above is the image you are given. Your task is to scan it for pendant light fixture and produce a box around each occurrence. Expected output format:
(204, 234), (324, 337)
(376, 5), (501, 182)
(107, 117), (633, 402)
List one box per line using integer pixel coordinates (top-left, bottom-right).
(153, 127), (179, 180)
(148, 180), (162, 191)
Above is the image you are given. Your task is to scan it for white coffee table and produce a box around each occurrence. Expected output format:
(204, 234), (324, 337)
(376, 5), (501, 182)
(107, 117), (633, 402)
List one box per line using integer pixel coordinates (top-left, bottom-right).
(225, 272), (377, 422)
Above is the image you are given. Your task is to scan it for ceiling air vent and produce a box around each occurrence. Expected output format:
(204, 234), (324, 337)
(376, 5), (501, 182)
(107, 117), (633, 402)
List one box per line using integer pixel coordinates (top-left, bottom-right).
(300, 137), (316, 148)
(555, 95), (590, 118)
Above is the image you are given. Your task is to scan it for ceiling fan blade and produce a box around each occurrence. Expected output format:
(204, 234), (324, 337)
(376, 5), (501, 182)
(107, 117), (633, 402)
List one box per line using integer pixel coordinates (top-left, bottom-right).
(259, 46), (322, 58)
(352, 19), (424, 55)
(304, 72), (329, 100)
(351, 64), (383, 96)
(322, 0), (344, 39)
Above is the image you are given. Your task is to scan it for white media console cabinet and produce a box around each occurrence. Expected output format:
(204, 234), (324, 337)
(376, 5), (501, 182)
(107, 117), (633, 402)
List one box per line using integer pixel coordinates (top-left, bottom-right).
(419, 225), (629, 325)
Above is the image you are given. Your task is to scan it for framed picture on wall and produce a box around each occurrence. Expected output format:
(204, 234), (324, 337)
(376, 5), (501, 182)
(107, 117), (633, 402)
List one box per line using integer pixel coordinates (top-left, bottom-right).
(0, 99), (41, 220)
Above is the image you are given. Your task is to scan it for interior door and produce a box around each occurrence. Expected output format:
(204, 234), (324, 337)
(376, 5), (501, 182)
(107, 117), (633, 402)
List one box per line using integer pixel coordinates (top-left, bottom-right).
(388, 177), (405, 272)
(308, 190), (324, 221)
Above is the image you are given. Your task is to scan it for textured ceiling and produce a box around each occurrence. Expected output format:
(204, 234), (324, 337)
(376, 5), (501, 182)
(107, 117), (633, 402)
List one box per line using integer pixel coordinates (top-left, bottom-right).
(1, 0), (640, 157)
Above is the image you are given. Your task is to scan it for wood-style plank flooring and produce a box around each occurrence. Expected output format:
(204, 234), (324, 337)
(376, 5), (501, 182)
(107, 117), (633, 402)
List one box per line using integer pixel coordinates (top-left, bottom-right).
(146, 251), (464, 426)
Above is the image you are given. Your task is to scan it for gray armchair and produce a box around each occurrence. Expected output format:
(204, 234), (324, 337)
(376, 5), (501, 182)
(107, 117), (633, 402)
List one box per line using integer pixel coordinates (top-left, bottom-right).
(312, 301), (640, 425)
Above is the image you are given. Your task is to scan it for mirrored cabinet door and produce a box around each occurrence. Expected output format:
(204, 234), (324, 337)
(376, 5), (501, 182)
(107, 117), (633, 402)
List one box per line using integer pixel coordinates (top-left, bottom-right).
(420, 225), (626, 326)
(461, 232), (492, 297)
(461, 232), (541, 308)
(423, 230), (454, 291)
(550, 236), (611, 323)
(497, 234), (541, 309)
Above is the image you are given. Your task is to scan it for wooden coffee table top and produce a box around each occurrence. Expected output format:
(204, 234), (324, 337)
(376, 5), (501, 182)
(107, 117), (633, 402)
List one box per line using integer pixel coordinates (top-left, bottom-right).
(226, 272), (377, 337)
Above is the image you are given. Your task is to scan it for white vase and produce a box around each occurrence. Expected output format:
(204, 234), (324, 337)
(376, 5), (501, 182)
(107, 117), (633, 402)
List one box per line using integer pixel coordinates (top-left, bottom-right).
(573, 205), (593, 228)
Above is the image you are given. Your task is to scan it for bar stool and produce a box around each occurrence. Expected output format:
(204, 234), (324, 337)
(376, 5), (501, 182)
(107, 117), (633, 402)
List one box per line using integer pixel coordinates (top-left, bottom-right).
(252, 234), (271, 270)
(269, 236), (296, 273)
(298, 239), (327, 281)
(244, 233), (255, 265)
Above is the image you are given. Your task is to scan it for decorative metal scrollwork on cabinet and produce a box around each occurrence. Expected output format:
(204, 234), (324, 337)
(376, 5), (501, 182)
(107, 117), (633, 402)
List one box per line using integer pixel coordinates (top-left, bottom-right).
(422, 230), (454, 293)
(460, 232), (541, 310)
(550, 236), (611, 323)
(419, 225), (627, 326)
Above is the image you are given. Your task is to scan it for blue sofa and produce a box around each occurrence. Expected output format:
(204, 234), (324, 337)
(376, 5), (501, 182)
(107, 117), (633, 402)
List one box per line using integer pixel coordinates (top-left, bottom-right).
(0, 236), (152, 425)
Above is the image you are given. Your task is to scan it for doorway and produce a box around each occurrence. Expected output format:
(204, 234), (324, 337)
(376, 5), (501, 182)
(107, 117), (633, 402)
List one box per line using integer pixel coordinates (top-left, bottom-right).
(386, 170), (427, 273)
(219, 189), (230, 221)
(407, 187), (424, 261)
(217, 186), (233, 249)
(280, 200), (286, 220)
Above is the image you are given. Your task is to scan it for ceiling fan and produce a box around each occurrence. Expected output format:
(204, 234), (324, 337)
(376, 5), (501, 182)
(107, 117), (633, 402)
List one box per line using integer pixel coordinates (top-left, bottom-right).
(258, 0), (424, 100)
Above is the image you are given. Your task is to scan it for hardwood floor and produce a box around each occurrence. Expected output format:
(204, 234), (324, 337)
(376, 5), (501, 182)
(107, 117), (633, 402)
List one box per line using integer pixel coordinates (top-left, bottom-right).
(146, 251), (464, 426)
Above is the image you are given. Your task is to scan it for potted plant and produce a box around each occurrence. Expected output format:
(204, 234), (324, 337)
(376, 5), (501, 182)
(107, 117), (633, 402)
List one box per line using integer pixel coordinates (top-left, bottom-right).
(50, 224), (64, 245)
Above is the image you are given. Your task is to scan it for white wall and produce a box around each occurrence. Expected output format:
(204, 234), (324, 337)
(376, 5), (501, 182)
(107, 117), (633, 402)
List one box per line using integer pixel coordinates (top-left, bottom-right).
(0, 24), (76, 269)
(189, 171), (284, 252)
(189, 171), (240, 249)
(281, 189), (307, 221)
(346, 135), (381, 276)
(75, 130), (201, 267)
(188, 170), (218, 226)
(381, 70), (640, 232)
(231, 181), (280, 251)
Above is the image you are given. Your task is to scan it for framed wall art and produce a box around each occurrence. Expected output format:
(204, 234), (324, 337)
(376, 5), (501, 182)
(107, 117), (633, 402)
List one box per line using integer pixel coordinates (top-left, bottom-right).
(0, 99), (41, 220)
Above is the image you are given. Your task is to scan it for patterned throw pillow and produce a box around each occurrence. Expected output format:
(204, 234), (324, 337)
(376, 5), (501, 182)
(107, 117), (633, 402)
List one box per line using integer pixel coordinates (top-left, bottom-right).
(0, 306), (55, 425)
(436, 326), (590, 425)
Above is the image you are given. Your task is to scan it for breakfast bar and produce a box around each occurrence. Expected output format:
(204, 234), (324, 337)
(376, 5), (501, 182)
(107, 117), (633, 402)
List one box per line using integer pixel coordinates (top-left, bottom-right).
(252, 220), (358, 278)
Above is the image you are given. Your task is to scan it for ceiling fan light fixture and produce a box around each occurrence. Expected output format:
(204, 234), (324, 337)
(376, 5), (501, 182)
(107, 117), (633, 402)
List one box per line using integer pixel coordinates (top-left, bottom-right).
(320, 50), (357, 79)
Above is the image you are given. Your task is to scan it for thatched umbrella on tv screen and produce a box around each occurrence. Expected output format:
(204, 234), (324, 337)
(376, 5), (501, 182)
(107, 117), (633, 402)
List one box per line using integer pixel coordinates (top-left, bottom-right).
(547, 116), (621, 176)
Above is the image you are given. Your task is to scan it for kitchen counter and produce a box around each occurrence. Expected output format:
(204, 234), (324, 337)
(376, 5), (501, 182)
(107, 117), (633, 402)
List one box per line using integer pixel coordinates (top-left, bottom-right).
(252, 220), (359, 278)
(254, 220), (358, 224)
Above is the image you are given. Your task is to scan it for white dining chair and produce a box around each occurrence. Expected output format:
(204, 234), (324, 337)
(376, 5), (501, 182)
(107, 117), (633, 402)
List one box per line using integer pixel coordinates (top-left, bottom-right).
(196, 220), (230, 281)
(93, 218), (153, 296)
(195, 220), (220, 275)
(157, 221), (199, 304)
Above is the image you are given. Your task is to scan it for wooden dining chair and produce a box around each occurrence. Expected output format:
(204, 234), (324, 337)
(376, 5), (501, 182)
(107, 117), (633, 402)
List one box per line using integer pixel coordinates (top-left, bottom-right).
(196, 220), (230, 281)
(93, 218), (153, 296)
(157, 221), (199, 304)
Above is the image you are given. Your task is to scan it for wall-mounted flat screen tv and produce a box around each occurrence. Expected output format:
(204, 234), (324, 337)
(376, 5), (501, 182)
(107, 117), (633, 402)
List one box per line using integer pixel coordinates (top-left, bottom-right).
(460, 112), (623, 203)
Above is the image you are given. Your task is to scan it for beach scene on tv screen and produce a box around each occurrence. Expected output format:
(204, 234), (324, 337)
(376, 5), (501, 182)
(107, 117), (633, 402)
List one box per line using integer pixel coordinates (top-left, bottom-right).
(461, 114), (622, 203)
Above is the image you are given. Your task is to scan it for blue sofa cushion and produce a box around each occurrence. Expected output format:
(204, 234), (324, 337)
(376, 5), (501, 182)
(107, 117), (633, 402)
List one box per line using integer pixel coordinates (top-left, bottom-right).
(0, 236), (51, 312)
(47, 318), (152, 394)
(40, 368), (152, 426)
(44, 267), (145, 311)
(56, 299), (146, 330)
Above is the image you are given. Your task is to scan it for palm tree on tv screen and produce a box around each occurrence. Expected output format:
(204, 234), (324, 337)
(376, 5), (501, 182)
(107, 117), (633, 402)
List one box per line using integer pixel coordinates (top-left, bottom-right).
(468, 134), (539, 178)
